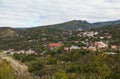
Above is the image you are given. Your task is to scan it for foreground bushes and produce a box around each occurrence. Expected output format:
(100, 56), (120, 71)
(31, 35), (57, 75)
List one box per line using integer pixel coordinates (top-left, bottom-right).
(12, 50), (120, 79)
(0, 60), (16, 79)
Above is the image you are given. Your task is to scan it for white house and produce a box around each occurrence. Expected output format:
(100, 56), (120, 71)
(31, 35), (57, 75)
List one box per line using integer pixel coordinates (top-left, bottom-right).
(70, 45), (81, 50)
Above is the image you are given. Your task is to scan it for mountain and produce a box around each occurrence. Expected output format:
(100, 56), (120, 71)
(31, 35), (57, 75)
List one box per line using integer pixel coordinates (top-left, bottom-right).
(0, 19), (120, 32)
(30, 19), (120, 31)
(92, 20), (120, 28)
(47, 20), (92, 31)
(0, 20), (120, 32)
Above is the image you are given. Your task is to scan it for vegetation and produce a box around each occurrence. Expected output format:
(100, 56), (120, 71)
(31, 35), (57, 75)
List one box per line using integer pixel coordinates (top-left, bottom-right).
(12, 49), (120, 79)
(0, 59), (17, 79)
(13, 53), (36, 62)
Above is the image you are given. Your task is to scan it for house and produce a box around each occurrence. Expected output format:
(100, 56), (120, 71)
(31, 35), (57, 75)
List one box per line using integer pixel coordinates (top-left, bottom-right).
(82, 31), (98, 37)
(70, 45), (81, 50)
(18, 50), (26, 54)
(100, 37), (104, 39)
(17, 49), (37, 54)
(26, 49), (37, 54)
(88, 46), (96, 51)
(82, 47), (88, 50)
(94, 42), (108, 49)
(64, 47), (70, 51)
(111, 45), (117, 49)
(105, 52), (117, 55)
(3, 49), (15, 55)
(48, 43), (64, 50)
(94, 32), (98, 35)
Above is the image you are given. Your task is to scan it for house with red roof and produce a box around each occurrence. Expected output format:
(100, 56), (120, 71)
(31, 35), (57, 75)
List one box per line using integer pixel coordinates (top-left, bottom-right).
(48, 43), (64, 50)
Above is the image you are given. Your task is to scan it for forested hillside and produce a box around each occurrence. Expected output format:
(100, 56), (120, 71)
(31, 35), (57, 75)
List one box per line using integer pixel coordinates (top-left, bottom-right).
(0, 21), (120, 79)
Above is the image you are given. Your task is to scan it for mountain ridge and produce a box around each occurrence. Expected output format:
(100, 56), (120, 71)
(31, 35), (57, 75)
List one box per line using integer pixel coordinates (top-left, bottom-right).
(0, 19), (120, 31)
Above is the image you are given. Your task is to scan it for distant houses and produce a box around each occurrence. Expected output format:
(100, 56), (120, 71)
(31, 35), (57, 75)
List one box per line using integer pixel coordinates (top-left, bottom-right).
(82, 31), (98, 37)
(3, 49), (14, 55)
(18, 50), (25, 54)
(27, 49), (37, 54)
(3, 49), (37, 55)
(94, 42), (108, 49)
(48, 43), (82, 51)
(47, 41), (110, 52)
(87, 41), (109, 51)
(17, 49), (37, 55)
(70, 45), (81, 50)
(105, 52), (117, 55)
(1, 29), (118, 56)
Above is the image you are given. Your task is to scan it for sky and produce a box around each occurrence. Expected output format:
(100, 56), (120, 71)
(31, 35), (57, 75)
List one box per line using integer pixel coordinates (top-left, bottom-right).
(0, 0), (120, 27)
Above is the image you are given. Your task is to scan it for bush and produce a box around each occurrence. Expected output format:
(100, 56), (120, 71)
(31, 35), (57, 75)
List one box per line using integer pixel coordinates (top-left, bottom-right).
(0, 60), (17, 79)
(46, 58), (57, 65)
(54, 70), (68, 79)
(13, 53), (36, 62)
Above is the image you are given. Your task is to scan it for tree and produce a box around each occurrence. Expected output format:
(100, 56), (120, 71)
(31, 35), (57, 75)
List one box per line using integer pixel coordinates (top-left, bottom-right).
(53, 70), (68, 79)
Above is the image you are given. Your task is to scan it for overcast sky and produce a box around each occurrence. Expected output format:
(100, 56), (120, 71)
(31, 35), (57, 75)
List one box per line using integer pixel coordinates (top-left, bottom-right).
(0, 0), (120, 27)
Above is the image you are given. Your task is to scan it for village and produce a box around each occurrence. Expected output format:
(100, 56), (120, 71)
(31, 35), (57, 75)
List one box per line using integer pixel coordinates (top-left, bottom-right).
(2, 30), (119, 55)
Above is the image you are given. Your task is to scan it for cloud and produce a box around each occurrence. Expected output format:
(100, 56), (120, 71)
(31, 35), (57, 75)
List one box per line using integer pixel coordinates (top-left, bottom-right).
(0, 0), (120, 27)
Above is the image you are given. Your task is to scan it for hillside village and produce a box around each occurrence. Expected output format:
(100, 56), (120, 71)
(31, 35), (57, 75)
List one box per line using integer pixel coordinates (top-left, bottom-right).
(0, 24), (120, 79)
(2, 28), (119, 55)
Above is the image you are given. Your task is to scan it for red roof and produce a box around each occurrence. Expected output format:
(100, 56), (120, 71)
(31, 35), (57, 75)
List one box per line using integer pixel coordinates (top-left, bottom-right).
(48, 43), (63, 47)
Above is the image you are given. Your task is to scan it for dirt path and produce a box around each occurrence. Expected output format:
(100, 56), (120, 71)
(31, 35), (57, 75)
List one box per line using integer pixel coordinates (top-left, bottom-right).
(0, 52), (37, 79)
(2, 56), (28, 75)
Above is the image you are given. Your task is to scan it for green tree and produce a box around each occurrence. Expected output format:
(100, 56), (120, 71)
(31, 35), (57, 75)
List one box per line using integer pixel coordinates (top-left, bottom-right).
(53, 70), (68, 79)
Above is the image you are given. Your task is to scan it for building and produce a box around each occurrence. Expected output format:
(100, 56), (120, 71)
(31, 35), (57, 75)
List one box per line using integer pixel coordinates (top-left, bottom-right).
(105, 52), (117, 55)
(18, 50), (26, 54)
(64, 47), (70, 51)
(26, 49), (37, 54)
(70, 45), (81, 50)
(94, 42), (108, 49)
(17, 49), (37, 54)
(111, 45), (117, 49)
(88, 46), (96, 51)
(48, 43), (64, 50)
(3, 49), (15, 55)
